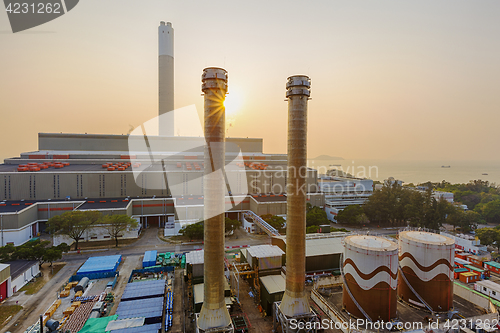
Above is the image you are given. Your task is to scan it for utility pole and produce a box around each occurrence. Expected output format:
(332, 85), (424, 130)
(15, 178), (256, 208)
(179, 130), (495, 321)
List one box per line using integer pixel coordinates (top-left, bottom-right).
(1, 215), (3, 247)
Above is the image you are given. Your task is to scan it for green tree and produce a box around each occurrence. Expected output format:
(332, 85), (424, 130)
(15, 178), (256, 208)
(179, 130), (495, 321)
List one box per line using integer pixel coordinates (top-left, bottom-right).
(476, 228), (500, 252)
(261, 214), (286, 232)
(102, 215), (138, 247)
(306, 225), (319, 233)
(306, 206), (329, 227)
(0, 240), (70, 266)
(225, 217), (241, 234)
(42, 247), (63, 266)
(480, 200), (500, 224)
(47, 211), (102, 250)
(447, 209), (481, 232)
(336, 205), (364, 225)
(179, 221), (204, 240)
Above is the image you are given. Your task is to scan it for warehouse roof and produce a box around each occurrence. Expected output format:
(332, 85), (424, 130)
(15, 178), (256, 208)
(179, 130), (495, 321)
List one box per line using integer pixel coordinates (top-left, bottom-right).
(193, 282), (232, 305)
(78, 198), (131, 210)
(247, 245), (284, 259)
(260, 274), (285, 295)
(305, 236), (344, 257)
(121, 281), (165, 301)
(186, 250), (204, 265)
(251, 195), (287, 203)
(4, 260), (38, 280)
(77, 255), (121, 275)
(105, 317), (145, 331)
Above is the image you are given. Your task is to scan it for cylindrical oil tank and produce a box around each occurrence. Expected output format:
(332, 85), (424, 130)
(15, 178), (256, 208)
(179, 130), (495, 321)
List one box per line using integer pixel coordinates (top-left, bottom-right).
(45, 319), (59, 331)
(342, 235), (398, 321)
(74, 277), (89, 293)
(398, 231), (454, 312)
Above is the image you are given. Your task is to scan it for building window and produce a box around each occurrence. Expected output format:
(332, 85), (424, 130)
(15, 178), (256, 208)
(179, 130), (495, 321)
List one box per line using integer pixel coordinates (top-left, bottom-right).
(493, 291), (496, 296)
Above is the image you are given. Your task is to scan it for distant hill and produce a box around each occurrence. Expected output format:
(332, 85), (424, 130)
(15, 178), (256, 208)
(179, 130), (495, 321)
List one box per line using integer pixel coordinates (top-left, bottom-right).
(311, 155), (344, 160)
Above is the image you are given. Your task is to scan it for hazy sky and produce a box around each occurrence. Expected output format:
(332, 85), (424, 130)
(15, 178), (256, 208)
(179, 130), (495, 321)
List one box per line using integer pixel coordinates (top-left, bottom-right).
(1, 0), (499, 162)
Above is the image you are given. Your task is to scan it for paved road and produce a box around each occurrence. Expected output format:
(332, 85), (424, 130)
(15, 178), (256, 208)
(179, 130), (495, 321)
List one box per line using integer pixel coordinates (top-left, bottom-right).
(60, 227), (270, 262)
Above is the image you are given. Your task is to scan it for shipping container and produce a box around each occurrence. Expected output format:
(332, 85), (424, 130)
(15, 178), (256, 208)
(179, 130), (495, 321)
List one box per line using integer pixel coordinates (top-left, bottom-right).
(464, 264), (490, 279)
(484, 261), (500, 275)
(459, 272), (480, 284)
(474, 280), (500, 301)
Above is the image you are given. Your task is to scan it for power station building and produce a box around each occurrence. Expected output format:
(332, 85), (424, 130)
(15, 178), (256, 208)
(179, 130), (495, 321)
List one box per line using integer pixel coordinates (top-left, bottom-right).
(0, 133), (324, 245)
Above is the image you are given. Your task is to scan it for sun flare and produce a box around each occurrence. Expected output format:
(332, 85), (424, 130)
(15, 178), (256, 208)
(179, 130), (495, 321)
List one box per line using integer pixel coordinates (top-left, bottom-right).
(224, 88), (243, 117)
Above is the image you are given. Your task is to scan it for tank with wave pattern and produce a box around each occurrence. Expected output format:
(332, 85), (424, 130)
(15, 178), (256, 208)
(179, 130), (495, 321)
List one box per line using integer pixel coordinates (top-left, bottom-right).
(398, 230), (455, 311)
(342, 235), (398, 321)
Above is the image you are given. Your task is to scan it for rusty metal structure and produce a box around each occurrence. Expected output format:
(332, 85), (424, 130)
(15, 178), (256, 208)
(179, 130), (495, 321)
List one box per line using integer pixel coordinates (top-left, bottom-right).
(275, 75), (318, 332)
(197, 67), (233, 333)
(398, 230), (454, 312)
(342, 235), (398, 321)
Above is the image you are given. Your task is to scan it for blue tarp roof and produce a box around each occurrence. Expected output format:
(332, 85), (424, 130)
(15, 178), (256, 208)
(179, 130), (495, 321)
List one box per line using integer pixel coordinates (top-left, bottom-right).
(143, 250), (157, 268)
(77, 255), (122, 275)
(118, 297), (164, 311)
(116, 299), (163, 320)
(120, 280), (165, 301)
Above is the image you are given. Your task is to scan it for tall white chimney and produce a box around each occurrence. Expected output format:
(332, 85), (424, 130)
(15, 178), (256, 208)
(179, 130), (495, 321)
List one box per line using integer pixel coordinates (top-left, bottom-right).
(159, 21), (174, 136)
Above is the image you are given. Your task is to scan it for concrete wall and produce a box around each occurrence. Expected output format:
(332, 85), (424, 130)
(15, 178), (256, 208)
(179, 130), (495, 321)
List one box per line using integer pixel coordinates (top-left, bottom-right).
(38, 133), (264, 154)
(53, 223), (141, 246)
(454, 282), (490, 310)
(11, 263), (39, 293)
(0, 168), (320, 201)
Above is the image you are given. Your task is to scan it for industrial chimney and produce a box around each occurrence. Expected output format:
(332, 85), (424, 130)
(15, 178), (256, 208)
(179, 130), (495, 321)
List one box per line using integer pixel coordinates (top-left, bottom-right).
(197, 67), (233, 332)
(158, 21), (174, 136)
(279, 75), (312, 318)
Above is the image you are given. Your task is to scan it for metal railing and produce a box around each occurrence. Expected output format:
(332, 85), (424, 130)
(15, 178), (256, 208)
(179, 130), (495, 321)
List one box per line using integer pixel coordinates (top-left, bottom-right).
(243, 210), (280, 237)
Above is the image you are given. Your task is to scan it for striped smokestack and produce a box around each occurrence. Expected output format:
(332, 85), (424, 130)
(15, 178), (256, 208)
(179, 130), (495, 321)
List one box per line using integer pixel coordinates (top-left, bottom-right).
(197, 67), (232, 331)
(279, 75), (312, 317)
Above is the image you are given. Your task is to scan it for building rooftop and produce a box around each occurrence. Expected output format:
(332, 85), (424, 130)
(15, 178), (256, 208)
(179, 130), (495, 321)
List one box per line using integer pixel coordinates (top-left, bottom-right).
(4, 260), (38, 279)
(251, 195), (287, 203)
(186, 250), (204, 265)
(260, 274), (285, 294)
(485, 261), (500, 269)
(247, 245), (284, 259)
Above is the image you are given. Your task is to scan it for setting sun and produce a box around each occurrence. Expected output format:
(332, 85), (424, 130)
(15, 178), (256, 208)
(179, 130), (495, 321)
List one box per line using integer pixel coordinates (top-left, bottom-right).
(224, 88), (243, 117)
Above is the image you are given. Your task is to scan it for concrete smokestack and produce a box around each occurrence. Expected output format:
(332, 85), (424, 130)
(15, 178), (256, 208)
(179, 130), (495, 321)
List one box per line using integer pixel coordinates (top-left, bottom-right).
(159, 21), (174, 136)
(279, 75), (311, 317)
(198, 67), (232, 331)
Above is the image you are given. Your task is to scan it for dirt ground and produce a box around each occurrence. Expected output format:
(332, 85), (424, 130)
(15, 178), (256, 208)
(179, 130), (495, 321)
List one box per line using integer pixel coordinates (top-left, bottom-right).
(237, 277), (274, 332)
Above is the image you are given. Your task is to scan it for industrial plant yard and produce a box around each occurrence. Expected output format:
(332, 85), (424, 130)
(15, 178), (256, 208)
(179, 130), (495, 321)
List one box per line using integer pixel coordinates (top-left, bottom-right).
(1, 4), (500, 333)
(322, 284), (486, 330)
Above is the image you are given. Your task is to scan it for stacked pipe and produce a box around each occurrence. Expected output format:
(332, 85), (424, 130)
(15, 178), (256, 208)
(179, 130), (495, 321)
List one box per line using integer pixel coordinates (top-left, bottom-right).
(17, 162), (69, 172)
(279, 75), (312, 317)
(197, 67), (232, 331)
(165, 291), (173, 330)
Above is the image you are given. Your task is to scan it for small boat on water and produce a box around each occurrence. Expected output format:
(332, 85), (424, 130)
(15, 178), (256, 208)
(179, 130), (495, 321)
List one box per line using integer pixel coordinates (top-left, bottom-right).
(441, 165), (451, 168)
(482, 173), (488, 175)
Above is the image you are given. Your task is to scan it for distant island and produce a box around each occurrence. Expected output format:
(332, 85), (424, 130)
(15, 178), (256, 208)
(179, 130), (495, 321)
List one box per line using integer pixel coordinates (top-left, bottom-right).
(311, 155), (344, 160)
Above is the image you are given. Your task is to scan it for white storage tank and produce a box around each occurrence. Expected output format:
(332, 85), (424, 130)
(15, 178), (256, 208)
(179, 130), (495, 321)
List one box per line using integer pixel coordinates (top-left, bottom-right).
(342, 235), (398, 321)
(398, 231), (454, 311)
